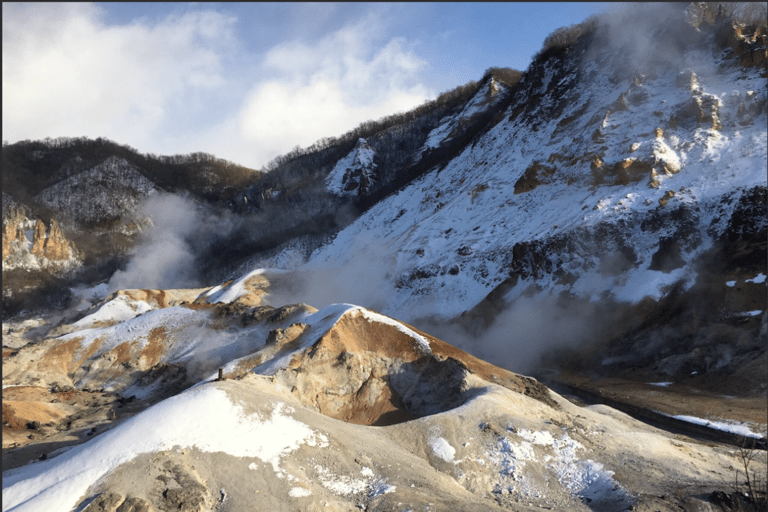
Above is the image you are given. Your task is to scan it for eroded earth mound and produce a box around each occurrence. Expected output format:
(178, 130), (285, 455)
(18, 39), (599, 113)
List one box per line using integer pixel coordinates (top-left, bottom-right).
(3, 276), (766, 512)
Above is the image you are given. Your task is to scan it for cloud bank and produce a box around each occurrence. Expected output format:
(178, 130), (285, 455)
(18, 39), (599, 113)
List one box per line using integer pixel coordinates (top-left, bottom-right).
(2, 4), (434, 169)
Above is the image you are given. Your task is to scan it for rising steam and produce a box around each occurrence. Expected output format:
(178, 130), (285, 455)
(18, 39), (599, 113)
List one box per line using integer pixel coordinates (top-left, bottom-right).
(107, 192), (240, 292)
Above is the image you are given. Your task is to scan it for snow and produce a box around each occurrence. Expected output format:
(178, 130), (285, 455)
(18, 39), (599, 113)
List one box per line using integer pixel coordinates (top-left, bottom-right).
(417, 79), (510, 157)
(669, 414), (765, 439)
(53, 305), (238, 379)
(2, 386), (328, 512)
(326, 138), (377, 196)
(247, 303), (433, 376)
(746, 273), (766, 284)
(288, 487), (312, 498)
(72, 294), (152, 328)
(737, 310), (763, 317)
(204, 268), (274, 304)
(250, 303), (356, 375)
(726, 280), (737, 287)
(483, 427), (633, 508)
(367, 480), (396, 498)
(314, 465), (368, 496)
(429, 437), (456, 462)
(312, 465), (395, 499)
(649, 382), (673, 387)
(296, 48), (767, 323)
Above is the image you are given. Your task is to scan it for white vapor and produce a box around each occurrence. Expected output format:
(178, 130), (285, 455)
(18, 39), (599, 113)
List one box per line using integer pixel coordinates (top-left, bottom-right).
(107, 193), (209, 292)
(2, 4), (435, 169)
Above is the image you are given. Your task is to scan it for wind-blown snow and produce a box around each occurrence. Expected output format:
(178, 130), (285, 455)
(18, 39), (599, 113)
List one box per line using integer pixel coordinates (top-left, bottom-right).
(2, 386), (327, 512)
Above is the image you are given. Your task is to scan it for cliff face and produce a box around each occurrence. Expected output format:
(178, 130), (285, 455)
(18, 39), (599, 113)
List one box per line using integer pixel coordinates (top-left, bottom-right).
(2, 213), (81, 273)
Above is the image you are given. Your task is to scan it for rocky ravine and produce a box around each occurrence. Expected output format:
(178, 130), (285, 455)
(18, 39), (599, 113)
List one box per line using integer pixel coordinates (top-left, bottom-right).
(3, 273), (766, 512)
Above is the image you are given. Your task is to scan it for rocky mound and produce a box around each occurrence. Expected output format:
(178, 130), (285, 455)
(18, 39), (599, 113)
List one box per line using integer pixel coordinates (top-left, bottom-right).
(3, 278), (766, 512)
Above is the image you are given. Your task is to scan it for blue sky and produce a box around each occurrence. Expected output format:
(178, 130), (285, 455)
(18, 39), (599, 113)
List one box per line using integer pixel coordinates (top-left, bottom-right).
(3, 2), (611, 169)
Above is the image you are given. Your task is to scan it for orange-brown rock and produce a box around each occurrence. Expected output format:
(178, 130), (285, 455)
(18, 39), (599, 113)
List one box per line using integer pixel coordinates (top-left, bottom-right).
(43, 219), (71, 260)
(658, 189), (677, 207)
(514, 161), (556, 194)
(271, 309), (554, 427)
(30, 219), (47, 258)
(2, 216), (24, 260)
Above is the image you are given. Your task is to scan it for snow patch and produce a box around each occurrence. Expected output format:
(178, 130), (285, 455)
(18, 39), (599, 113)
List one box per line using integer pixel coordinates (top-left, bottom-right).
(736, 310), (763, 317)
(288, 487), (312, 498)
(73, 294), (153, 328)
(2, 387), (327, 512)
(669, 414), (766, 439)
(429, 437), (456, 462)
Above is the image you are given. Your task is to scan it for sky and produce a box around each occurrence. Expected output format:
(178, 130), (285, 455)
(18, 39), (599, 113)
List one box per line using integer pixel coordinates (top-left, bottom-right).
(3, 2), (611, 170)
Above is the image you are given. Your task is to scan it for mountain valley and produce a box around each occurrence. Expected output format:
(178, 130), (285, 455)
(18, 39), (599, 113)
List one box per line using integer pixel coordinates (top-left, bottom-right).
(3, 4), (767, 512)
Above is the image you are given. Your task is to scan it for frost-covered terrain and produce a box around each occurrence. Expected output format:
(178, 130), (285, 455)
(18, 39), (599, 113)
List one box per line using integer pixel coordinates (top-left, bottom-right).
(3, 281), (765, 512)
(299, 32), (767, 323)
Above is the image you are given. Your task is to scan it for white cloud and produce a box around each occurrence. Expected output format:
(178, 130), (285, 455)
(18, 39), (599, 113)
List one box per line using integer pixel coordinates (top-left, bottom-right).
(3, 3), (235, 154)
(238, 15), (434, 166)
(3, 5), (434, 170)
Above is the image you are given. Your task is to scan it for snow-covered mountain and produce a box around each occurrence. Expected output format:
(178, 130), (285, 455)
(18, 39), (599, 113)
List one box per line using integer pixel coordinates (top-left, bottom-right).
(3, 5), (767, 512)
(301, 18), (766, 318)
(251, 10), (767, 384)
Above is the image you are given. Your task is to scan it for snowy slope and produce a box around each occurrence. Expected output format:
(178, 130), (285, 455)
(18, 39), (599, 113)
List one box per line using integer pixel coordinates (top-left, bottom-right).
(4, 297), (762, 512)
(3, 13), (767, 512)
(416, 77), (510, 157)
(296, 32), (767, 322)
(326, 138), (378, 197)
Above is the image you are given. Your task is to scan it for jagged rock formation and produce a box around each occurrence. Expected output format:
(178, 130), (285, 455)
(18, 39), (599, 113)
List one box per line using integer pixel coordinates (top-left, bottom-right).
(3, 212), (81, 273)
(326, 138), (378, 197)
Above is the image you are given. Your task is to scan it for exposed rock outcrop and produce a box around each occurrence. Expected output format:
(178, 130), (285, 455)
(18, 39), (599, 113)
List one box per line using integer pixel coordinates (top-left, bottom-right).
(2, 213), (81, 273)
(326, 138), (378, 197)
